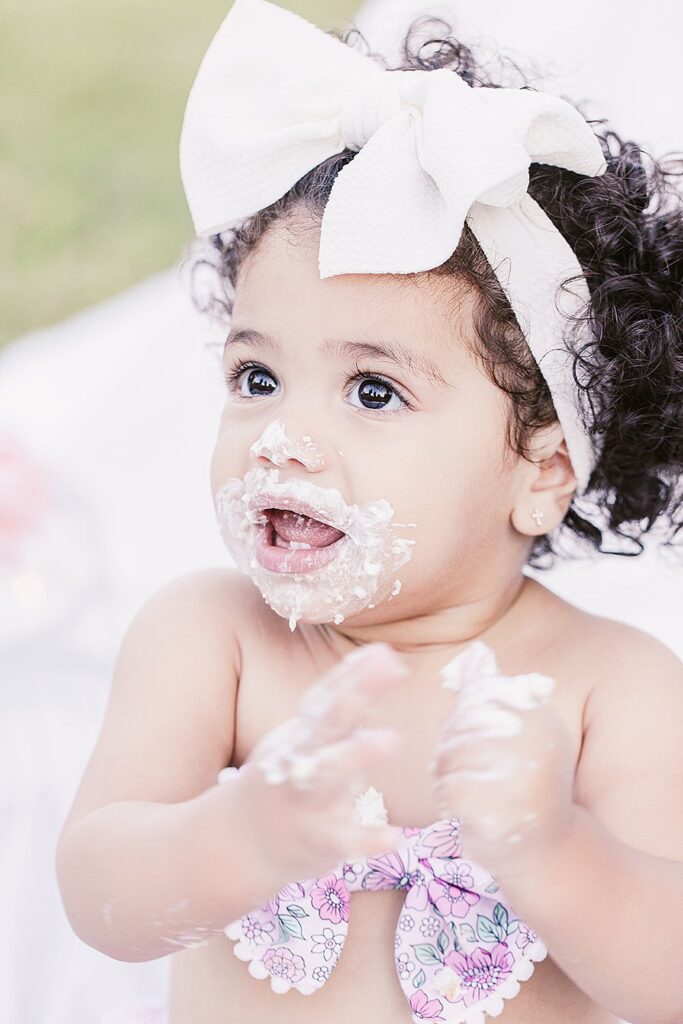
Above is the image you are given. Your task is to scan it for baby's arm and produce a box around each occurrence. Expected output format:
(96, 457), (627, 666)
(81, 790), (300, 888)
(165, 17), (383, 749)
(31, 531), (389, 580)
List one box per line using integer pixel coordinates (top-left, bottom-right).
(493, 629), (683, 1024)
(55, 570), (270, 962)
(56, 570), (404, 963)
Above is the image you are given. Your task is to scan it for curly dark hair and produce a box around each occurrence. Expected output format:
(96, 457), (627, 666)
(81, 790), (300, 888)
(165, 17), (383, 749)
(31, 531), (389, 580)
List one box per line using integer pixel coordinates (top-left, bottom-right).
(180, 13), (683, 571)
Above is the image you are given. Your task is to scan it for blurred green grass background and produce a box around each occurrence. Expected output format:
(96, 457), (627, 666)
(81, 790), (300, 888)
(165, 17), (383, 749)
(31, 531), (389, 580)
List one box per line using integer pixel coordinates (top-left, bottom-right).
(0, 0), (360, 349)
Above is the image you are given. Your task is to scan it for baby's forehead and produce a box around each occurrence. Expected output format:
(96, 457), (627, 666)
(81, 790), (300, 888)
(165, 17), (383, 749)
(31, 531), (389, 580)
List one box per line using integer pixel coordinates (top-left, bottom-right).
(234, 216), (477, 372)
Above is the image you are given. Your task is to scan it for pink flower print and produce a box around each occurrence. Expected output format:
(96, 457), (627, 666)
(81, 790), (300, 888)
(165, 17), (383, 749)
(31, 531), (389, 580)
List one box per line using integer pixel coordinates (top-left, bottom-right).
(428, 878), (480, 918)
(363, 850), (417, 893)
(310, 874), (349, 924)
(240, 915), (275, 945)
(422, 821), (462, 859)
(396, 952), (416, 978)
(441, 862), (474, 890)
(262, 946), (306, 984)
(515, 922), (537, 951)
(399, 913), (415, 931)
(444, 943), (514, 1006)
(402, 826), (423, 837)
(311, 926), (344, 963)
(409, 989), (446, 1021)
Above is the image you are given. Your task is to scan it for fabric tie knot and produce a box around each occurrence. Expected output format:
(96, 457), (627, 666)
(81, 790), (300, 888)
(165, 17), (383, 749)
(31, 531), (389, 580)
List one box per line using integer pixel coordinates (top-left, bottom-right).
(338, 68), (423, 152)
(224, 818), (549, 1019)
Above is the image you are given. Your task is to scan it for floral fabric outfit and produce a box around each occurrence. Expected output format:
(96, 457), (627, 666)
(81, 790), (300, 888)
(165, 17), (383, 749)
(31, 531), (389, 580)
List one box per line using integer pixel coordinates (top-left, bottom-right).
(225, 802), (547, 1024)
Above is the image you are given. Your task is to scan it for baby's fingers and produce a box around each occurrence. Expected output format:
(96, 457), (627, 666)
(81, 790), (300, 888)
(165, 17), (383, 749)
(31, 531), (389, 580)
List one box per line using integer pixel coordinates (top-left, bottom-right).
(442, 705), (523, 740)
(294, 726), (402, 802)
(433, 735), (519, 785)
(451, 671), (555, 711)
(298, 643), (408, 744)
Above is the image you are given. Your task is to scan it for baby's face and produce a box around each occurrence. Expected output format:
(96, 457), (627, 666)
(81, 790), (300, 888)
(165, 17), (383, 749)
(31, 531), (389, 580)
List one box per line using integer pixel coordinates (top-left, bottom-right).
(210, 212), (532, 632)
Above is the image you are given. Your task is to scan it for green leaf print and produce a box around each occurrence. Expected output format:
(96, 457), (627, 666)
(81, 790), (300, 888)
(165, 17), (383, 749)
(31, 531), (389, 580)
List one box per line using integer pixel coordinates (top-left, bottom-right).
(492, 904), (509, 932)
(476, 915), (500, 943)
(285, 904), (309, 919)
(436, 930), (449, 955)
(411, 943), (443, 966)
(449, 921), (462, 951)
(413, 969), (426, 989)
(277, 912), (305, 941)
(459, 923), (477, 944)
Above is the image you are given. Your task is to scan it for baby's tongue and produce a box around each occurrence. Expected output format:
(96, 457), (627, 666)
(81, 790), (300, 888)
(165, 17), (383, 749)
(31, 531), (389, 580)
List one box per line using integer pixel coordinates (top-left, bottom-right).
(267, 508), (344, 548)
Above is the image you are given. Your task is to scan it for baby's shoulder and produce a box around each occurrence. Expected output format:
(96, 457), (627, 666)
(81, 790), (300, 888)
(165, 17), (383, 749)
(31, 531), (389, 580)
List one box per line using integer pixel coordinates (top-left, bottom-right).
(558, 597), (680, 687)
(564, 609), (683, 857)
(523, 577), (681, 687)
(575, 610), (683, 731)
(159, 564), (280, 639)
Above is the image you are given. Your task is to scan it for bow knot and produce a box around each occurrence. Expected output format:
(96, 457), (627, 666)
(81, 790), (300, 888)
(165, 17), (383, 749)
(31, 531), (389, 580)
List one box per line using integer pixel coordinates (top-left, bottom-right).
(338, 68), (424, 152)
(225, 821), (549, 1017)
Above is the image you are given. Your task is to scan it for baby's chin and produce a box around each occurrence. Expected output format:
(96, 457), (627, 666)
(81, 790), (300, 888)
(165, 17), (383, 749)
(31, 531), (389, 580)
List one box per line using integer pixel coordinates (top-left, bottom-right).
(268, 581), (408, 632)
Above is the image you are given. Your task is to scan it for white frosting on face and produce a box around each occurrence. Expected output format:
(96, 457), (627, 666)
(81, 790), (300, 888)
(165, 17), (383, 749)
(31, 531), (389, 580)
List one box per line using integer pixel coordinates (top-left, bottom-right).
(250, 418), (325, 471)
(214, 421), (417, 630)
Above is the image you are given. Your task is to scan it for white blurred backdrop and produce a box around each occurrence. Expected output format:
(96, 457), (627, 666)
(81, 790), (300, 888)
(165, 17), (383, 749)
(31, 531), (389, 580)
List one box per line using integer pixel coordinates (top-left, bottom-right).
(1, 2), (681, 1022)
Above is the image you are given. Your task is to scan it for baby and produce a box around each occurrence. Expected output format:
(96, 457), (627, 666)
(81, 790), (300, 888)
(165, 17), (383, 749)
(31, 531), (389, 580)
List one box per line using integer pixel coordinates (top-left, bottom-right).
(56, 2), (683, 1023)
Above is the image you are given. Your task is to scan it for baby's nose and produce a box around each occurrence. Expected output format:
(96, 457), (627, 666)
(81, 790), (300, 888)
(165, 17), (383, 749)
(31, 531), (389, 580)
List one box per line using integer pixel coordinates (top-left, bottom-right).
(250, 418), (326, 472)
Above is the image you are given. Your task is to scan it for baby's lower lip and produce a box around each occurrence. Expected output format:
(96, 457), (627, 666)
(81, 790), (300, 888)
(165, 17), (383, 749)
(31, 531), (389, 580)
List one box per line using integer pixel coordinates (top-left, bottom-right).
(254, 522), (347, 574)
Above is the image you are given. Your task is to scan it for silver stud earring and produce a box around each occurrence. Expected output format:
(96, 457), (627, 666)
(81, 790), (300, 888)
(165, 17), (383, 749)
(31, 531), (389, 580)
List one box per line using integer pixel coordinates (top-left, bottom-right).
(531, 508), (545, 527)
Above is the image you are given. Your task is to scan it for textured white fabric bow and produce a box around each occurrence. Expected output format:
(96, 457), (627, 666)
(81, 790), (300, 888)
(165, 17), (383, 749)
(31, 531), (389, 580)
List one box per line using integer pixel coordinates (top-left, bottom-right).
(179, 0), (607, 492)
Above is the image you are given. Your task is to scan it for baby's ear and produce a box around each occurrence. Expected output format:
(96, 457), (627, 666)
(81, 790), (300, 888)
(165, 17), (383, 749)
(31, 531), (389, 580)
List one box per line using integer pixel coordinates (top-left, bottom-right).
(510, 422), (577, 536)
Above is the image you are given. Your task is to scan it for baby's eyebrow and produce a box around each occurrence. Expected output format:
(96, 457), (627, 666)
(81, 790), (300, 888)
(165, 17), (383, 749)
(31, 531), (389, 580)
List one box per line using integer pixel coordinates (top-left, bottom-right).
(224, 327), (453, 389)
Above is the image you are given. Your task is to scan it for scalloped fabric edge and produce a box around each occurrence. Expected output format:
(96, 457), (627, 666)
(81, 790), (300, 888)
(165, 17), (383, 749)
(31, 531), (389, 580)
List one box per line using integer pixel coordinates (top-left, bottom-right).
(419, 938), (548, 1024)
(225, 920), (548, 1017)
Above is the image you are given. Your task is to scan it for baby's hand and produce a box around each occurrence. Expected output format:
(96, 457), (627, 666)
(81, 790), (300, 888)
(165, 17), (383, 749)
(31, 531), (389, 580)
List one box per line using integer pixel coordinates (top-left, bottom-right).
(232, 643), (407, 887)
(431, 641), (577, 882)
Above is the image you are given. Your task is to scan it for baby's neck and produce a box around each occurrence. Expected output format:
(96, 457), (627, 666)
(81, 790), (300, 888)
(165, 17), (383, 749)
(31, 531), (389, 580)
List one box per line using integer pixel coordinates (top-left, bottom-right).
(323, 573), (534, 658)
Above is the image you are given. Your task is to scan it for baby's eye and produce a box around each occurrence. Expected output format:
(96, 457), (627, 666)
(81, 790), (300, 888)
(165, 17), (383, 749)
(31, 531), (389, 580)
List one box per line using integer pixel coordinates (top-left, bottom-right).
(224, 361), (278, 398)
(345, 373), (409, 414)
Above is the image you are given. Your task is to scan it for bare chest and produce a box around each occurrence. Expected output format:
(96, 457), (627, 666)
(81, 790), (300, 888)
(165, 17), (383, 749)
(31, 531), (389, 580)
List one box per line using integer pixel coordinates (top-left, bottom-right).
(168, 615), (618, 1024)
(232, 621), (589, 823)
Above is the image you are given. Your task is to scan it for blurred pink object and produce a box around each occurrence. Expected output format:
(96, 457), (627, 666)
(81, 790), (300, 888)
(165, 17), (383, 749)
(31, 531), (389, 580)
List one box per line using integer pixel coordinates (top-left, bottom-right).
(0, 430), (51, 562)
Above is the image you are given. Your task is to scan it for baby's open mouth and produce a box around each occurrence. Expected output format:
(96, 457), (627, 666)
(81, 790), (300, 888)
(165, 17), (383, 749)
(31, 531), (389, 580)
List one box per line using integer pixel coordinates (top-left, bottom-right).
(263, 508), (346, 550)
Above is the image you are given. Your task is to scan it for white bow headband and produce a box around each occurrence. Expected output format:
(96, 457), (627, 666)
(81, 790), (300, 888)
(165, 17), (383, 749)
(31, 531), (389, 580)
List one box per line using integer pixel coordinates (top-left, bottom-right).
(179, 0), (607, 493)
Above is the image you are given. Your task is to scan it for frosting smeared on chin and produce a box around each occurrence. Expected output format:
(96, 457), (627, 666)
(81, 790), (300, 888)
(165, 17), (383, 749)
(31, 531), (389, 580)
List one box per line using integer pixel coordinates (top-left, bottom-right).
(213, 464), (417, 630)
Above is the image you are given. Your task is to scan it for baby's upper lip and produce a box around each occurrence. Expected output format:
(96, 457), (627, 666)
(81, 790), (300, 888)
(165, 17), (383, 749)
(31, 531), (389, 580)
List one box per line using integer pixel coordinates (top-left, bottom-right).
(247, 493), (343, 530)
